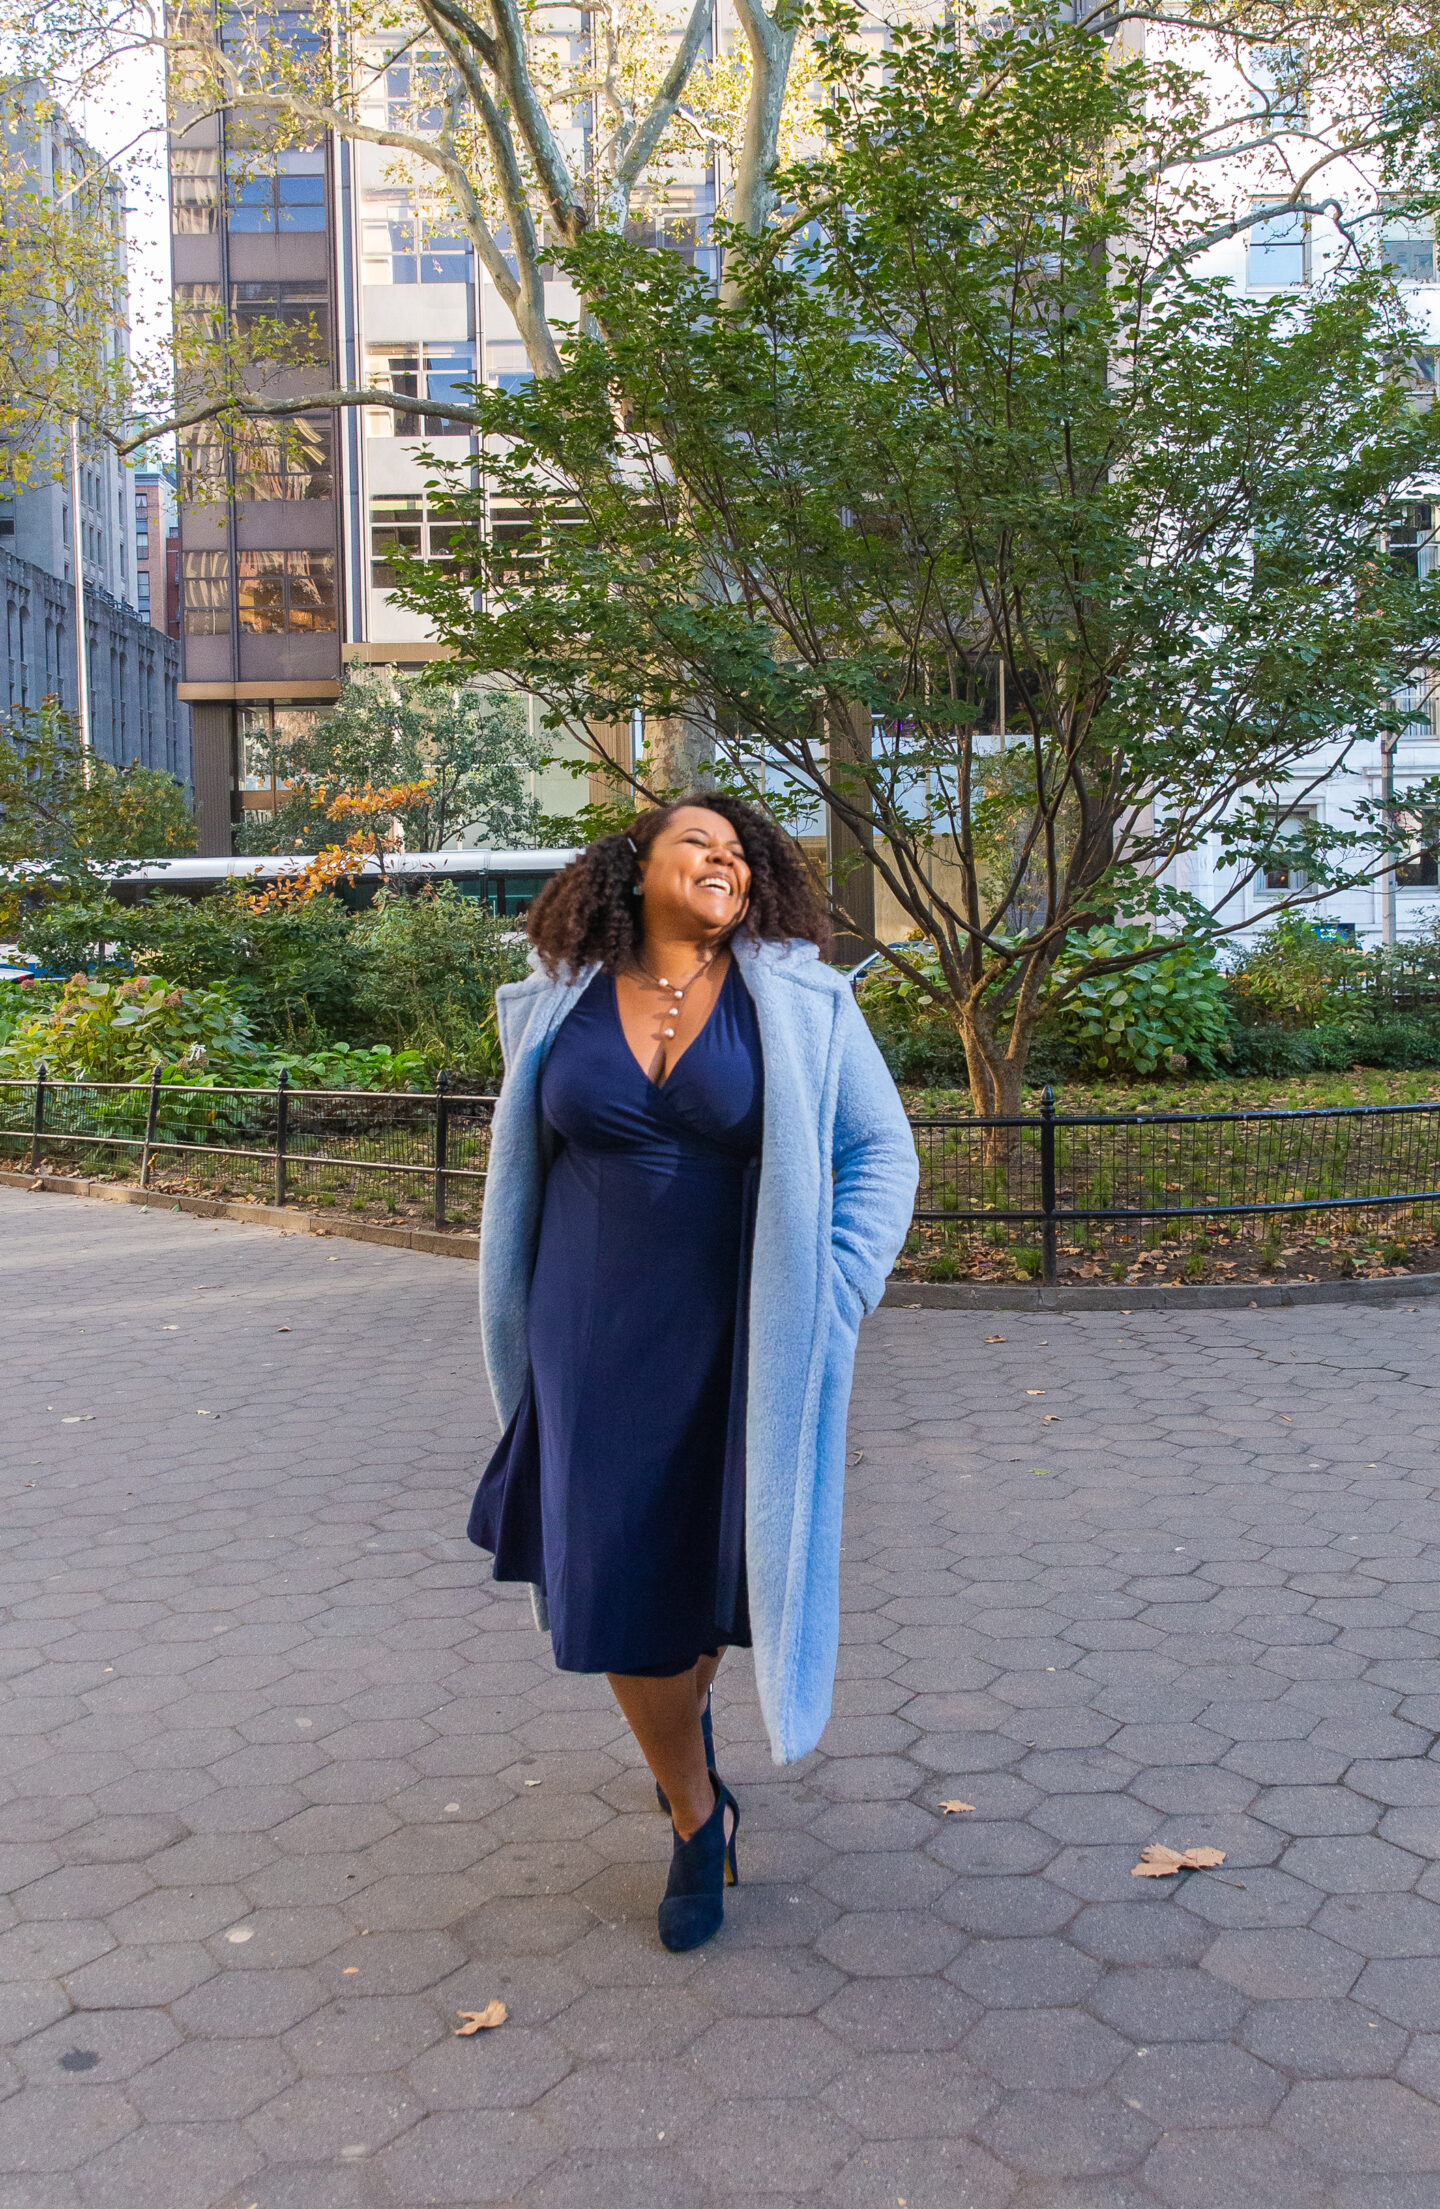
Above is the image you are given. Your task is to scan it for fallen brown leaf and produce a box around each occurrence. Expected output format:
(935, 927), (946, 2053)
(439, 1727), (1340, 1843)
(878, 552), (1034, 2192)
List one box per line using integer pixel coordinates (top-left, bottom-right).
(1132, 1844), (1226, 1878)
(984, 1335), (1007, 1344)
(940, 1800), (975, 1814)
(454, 2002), (508, 2035)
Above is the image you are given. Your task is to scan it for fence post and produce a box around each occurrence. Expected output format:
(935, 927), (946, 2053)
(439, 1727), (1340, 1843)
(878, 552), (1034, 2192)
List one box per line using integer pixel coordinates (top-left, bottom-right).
(434, 1070), (449, 1229)
(29, 1062), (47, 1174)
(1040, 1083), (1058, 1288)
(275, 1068), (289, 1209)
(139, 1065), (161, 1190)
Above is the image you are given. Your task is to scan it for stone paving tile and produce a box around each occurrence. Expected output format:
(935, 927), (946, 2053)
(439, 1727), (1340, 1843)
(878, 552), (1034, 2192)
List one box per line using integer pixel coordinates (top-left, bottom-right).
(7, 1193), (1440, 2203)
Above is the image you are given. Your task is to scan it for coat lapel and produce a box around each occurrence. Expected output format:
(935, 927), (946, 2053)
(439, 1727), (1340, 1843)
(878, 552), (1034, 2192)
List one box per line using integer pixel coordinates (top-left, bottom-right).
(479, 964), (596, 1425)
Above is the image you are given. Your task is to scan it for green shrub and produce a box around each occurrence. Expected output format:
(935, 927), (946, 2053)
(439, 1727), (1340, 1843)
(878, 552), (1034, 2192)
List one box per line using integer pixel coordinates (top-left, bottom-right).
(1229, 916), (1367, 1028)
(20, 888), (366, 1048)
(0, 974), (263, 1084)
(350, 886), (528, 1076)
(16, 882), (527, 1079)
(1367, 915), (1440, 1015)
(1055, 922), (1232, 1076)
(1219, 1013), (1440, 1075)
(857, 926), (1228, 1087)
(1341, 1014), (1440, 1070)
(1220, 1022), (1356, 1075)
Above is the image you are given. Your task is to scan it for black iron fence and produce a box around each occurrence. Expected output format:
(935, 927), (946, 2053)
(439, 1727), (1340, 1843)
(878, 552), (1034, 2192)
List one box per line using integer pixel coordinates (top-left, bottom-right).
(4, 1072), (1440, 1278)
(911, 1087), (1440, 1281)
(0, 1068), (495, 1231)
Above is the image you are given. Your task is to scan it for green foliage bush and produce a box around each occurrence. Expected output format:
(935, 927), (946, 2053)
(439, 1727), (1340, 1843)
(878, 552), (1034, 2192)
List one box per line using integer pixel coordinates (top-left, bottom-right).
(1222, 917), (1440, 1071)
(21, 889), (365, 1047)
(0, 701), (194, 933)
(854, 944), (972, 1087)
(1219, 1022), (1357, 1076)
(349, 887), (529, 1078)
(1055, 923), (1233, 1075)
(1227, 916), (1367, 1029)
(857, 927), (1232, 1086)
(0, 974), (262, 1083)
(14, 883), (528, 1084)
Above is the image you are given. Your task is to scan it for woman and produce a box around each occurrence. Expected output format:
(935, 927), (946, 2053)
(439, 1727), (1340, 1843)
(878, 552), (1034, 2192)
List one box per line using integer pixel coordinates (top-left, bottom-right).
(470, 794), (917, 1951)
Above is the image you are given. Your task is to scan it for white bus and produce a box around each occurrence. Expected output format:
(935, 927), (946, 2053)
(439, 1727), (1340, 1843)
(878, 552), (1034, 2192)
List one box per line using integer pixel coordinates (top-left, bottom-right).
(99, 848), (579, 917)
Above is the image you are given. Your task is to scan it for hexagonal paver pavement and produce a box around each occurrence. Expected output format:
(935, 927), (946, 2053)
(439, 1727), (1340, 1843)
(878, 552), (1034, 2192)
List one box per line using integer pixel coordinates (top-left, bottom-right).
(7, 1188), (1440, 2205)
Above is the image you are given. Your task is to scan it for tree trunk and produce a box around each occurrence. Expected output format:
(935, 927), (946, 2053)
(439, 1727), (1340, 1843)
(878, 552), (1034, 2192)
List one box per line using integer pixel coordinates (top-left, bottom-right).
(643, 711), (712, 794)
(826, 701), (875, 963)
(958, 1003), (1033, 1170)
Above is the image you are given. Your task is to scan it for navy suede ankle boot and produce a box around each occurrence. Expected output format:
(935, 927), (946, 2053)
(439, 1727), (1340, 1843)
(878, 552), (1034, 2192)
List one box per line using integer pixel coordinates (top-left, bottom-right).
(657, 1776), (739, 1953)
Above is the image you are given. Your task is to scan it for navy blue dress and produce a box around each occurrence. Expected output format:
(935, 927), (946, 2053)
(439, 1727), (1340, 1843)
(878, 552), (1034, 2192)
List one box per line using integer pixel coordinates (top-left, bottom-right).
(468, 960), (763, 1675)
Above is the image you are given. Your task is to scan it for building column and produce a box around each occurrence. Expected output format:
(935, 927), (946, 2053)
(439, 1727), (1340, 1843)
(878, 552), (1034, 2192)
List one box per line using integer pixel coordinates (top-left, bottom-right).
(191, 702), (238, 855)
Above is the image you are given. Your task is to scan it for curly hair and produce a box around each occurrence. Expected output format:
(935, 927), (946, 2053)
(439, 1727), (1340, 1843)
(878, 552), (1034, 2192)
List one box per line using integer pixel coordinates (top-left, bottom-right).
(527, 791), (831, 978)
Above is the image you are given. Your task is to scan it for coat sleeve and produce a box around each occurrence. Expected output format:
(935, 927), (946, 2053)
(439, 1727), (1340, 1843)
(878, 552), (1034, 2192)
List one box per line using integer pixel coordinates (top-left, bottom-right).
(829, 990), (919, 1316)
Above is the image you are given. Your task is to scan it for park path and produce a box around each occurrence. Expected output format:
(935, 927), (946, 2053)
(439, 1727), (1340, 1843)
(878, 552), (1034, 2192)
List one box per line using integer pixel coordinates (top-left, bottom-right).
(5, 1186), (1440, 2208)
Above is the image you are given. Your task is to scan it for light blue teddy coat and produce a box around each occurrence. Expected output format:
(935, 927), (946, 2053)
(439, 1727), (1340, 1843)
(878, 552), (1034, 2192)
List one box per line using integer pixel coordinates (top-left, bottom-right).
(478, 935), (919, 1763)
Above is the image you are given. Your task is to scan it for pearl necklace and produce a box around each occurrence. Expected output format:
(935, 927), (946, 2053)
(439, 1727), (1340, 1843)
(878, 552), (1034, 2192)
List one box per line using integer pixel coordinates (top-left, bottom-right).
(636, 949), (716, 1040)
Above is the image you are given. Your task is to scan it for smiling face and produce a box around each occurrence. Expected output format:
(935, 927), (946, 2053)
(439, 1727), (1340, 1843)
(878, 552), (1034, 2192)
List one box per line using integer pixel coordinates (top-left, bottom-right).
(636, 806), (752, 945)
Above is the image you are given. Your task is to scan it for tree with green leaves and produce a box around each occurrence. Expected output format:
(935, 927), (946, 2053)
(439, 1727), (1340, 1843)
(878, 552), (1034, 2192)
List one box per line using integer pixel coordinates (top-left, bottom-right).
(370, 2), (1440, 1118)
(238, 668), (551, 854)
(0, 699), (195, 928)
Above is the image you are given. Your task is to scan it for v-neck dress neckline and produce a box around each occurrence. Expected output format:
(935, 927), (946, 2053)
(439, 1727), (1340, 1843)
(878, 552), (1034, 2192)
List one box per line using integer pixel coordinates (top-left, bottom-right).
(614, 954), (731, 1092)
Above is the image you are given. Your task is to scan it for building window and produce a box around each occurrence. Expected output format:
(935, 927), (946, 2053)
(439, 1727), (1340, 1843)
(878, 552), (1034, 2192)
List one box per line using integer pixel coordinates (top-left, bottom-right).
(0, 500), (13, 539)
(225, 149), (326, 233)
(369, 494), (424, 587)
(365, 345), (477, 435)
(1396, 812), (1439, 886)
(240, 702), (320, 802)
(369, 493), (472, 586)
(174, 282), (223, 347)
(229, 281), (331, 365)
(1248, 202), (1308, 287)
(1396, 670), (1439, 741)
(1261, 805), (1318, 892)
(1246, 46), (1307, 128)
(180, 415), (333, 502)
(1388, 502), (1436, 580)
(383, 57), (445, 131)
(170, 147), (219, 233)
(136, 530), (149, 560)
(243, 414), (334, 499)
(137, 572), (151, 611)
(182, 549), (231, 635)
(361, 212), (471, 283)
(237, 549), (337, 633)
(1383, 211), (1436, 284)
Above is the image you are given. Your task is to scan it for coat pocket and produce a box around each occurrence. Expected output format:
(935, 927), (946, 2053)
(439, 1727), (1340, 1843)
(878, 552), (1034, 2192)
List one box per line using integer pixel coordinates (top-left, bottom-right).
(830, 1256), (865, 1332)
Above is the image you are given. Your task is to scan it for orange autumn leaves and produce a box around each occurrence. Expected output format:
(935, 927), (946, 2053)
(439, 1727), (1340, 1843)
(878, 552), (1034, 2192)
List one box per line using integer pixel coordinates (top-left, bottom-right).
(248, 782), (436, 910)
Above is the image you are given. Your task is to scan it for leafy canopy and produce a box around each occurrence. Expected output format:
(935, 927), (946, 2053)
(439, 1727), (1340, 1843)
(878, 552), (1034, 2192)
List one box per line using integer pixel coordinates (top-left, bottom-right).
(380, 0), (1440, 1113)
(0, 700), (195, 929)
(238, 670), (552, 855)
